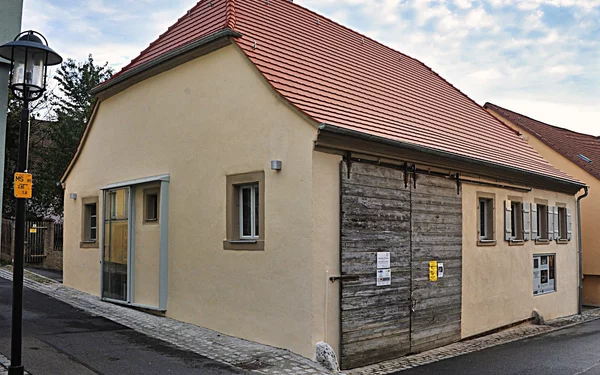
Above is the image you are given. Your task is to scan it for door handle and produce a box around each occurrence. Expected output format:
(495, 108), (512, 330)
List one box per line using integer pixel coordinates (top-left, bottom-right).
(411, 298), (418, 313)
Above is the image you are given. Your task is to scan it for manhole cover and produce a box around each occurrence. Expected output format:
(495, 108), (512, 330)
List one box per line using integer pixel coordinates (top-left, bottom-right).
(235, 359), (271, 370)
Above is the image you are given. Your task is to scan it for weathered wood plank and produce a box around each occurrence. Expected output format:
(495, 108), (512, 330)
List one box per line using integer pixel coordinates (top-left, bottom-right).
(342, 183), (410, 201)
(342, 291), (411, 310)
(342, 322), (410, 345)
(341, 335), (411, 370)
(340, 162), (462, 369)
(345, 162), (407, 180)
(342, 306), (411, 331)
(343, 173), (407, 190)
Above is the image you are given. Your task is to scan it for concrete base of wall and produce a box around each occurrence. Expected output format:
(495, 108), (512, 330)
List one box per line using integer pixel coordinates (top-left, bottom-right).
(44, 250), (63, 271)
(583, 275), (600, 306)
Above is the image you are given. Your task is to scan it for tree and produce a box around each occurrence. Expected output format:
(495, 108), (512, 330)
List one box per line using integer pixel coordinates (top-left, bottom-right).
(2, 54), (113, 219)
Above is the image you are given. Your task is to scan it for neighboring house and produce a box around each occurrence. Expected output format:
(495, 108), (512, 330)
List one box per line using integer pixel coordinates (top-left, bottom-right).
(60, 0), (585, 369)
(485, 103), (598, 305)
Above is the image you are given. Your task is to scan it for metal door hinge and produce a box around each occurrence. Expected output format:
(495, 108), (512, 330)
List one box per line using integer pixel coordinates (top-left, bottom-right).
(329, 275), (360, 282)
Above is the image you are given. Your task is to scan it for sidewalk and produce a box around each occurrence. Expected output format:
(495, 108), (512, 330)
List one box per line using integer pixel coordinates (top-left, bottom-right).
(2, 266), (600, 375)
(0, 267), (329, 375)
(0, 352), (30, 375)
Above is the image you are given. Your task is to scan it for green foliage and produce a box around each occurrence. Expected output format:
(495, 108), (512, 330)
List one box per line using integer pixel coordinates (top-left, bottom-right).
(3, 55), (113, 219)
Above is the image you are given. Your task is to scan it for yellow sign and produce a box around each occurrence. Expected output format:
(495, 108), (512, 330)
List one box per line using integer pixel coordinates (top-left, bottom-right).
(429, 260), (438, 282)
(14, 172), (32, 198)
(29, 228), (37, 233)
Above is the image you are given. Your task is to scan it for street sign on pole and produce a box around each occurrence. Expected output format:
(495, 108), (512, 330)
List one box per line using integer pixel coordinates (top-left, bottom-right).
(13, 172), (32, 198)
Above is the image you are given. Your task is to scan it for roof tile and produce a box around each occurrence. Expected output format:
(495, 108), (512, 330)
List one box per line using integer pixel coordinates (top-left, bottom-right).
(485, 103), (600, 181)
(105, 0), (580, 185)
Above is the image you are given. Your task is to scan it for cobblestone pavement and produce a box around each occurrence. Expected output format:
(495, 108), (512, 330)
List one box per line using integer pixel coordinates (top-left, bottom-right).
(2, 267), (600, 375)
(0, 268), (330, 375)
(0, 352), (31, 375)
(347, 308), (600, 375)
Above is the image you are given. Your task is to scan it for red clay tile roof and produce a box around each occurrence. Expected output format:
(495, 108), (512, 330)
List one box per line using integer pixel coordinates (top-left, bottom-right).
(101, 0), (581, 186)
(485, 102), (600, 181)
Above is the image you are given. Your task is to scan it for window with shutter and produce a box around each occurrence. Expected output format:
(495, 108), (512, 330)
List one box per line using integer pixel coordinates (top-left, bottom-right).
(556, 206), (569, 242)
(536, 203), (549, 241)
(531, 203), (538, 239)
(506, 199), (523, 242)
(505, 200), (512, 241)
(566, 208), (572, 241)
(547, 205), (554, 241)
(553, 206), (559, 240)
(522, 202), (530, 241)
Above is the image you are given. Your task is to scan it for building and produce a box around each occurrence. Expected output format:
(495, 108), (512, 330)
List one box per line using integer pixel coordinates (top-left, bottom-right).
(0, 0), (23, 234)
(61, 0), (585, 369)
(485, 102), (597, 305)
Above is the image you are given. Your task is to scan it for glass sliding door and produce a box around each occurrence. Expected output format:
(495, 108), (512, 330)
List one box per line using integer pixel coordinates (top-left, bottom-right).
(102, 188), (130, 301)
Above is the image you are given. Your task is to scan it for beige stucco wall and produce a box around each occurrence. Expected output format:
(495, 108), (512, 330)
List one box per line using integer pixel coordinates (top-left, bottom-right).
(311, 151), (342, 356)
(461, 182), (578, 338)
(133, 183), (160, 307)
(63, 190), (101, 295)
(63, 43), (341, 359)
(487, 109), (600, 304)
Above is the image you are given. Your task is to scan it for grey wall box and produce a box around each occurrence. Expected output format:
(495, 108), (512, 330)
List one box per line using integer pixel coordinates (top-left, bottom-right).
(69, 193), (77, 200)
(271, 160), (282, 171)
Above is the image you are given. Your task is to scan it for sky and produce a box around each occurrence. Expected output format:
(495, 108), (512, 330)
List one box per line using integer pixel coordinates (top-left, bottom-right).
(22, 0), (600, 136)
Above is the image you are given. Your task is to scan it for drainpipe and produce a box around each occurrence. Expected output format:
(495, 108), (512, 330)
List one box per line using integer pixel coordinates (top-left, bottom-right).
(577, 186), (589, 315)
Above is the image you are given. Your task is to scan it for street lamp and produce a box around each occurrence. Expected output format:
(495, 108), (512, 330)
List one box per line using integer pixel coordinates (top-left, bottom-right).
(0, 30), (61, 375)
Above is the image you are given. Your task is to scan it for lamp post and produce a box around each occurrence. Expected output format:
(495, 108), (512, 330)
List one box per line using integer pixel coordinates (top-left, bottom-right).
(0, 31), (61, 375)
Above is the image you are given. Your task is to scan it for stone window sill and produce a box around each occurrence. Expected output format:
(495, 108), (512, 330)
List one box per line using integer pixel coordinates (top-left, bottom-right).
(223, 240), (265, 251)
(80, 241), (99, 249)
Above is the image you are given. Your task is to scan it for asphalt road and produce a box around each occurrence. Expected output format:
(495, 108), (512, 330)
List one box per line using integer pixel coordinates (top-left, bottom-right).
(395, 318), (600, 375)
(0, 277), (246, 375)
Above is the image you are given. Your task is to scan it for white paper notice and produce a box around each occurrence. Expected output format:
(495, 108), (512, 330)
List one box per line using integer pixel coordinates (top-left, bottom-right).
(377, 269), (391, 286)
(377, 252), (391, 269)
(438, 263), (444, 278)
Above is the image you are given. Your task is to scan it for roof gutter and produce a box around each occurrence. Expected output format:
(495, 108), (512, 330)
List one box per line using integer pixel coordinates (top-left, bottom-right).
(577, 186), (589, 315)
(318, 123), (586, 190)
(90, 28), (242, 96)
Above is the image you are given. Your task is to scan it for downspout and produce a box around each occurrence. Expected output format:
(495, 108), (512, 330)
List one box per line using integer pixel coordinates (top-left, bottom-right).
(577, 186), (589, 315)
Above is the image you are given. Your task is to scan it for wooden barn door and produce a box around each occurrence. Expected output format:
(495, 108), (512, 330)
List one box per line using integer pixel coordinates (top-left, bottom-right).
(340, 161), (462, 370)
(340, 162), (412, 369)
(409, 173), (462, 353)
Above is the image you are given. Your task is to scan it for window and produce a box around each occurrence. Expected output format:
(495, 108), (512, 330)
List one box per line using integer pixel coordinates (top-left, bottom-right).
(86, 204), (97, 241)
(225, 171), (265, 250)
(80, 196), (99, 248)
(535, 203), (549, 241)
(533, 254), (555, 295)
(510, 201), (521, 239)
(477, 194), (495, 245)
(108, 189), (129, 220)
(504, 200), (524, 242)
(239, 184), (259, 239)
(143, 188), (159, 223)
(577, 154), (592, 163)
(556, 206), (571, 242)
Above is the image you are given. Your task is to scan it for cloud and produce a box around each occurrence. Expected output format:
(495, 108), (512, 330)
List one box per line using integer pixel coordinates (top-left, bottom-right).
(21, 0), (600, 135)
(296, 0), (600, 134)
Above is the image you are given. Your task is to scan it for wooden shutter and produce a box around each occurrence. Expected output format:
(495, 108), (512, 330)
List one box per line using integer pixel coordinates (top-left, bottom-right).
(567, 208), (572, 241)
(547, 206), (554, 241)
(522, 202), (530, 241)
(553, 207), (559, 240)
(505, 200), (512, 241)
(531, 203), (538, 239)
